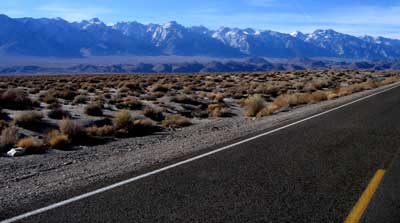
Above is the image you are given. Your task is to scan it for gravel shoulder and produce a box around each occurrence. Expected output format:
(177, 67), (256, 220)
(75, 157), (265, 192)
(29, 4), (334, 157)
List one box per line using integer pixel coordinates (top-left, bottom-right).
(0, 82), (398, 218)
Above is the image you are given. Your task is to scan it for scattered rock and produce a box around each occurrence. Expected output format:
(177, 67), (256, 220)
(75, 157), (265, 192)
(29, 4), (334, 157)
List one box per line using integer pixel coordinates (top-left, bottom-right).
(63, 161), (73, 166)
(7, 147), (26, 157)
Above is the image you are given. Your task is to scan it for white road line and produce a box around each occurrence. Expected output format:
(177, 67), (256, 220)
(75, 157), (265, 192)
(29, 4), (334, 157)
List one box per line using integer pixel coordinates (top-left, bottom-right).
(2, 84), (400, 223)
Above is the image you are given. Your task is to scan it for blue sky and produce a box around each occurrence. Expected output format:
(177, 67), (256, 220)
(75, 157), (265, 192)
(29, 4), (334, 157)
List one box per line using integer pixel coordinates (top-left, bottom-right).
(1, 0), (400, 38)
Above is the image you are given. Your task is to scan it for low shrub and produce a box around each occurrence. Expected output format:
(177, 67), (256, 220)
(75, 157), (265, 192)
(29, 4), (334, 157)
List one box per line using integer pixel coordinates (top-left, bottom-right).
(113, 110), (133, 130)
(13, 111), (43, 128)
(311, 78), (330, 90)
(48, 107), (71, 120)
(54, 88), (77, 101)
(359, 80), (380, 90)
(287, 93), (312, 106)
(208, 104), (231, 118)
(149, 84), (169, 93)
(47, 101), (61, 110)
(162, 115), (191, 128)
(172, 94), (200, 105)
(272, 93), (311, 108)
(143, 107), (164, 121)
(212, 107), (231, 118)
(84, 103), (103, 116)
(86, 125), (115, 137)
(337, 85), (355, 97)
(207, 92), (225, 102)
(73, 95), (89, 104)
(310, 91), (328, 102)
(17, 137), (44, 153)
(326, 91), (339, 100)
(244, 95), (265, 117)
(41, 93), (58, 104)
(59, 118), (85, 140)
(256, 104), (280, 118)
(381, 77), (398, 85)
(45, 130), (69, 150)
(120, 97), (142, 110)
(207, 104), (220, 112)
(0, 89), (34, 110)
(0, 120), (8, 132)
(0, 126), (18, 152)
(133, 118), (159, 134)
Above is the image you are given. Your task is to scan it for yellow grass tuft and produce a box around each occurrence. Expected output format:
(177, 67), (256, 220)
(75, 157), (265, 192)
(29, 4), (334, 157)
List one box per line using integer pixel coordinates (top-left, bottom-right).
(244, 94), (266, 117)
(162, 115), (191, 128)
(17, 137), (43, 153)
(45, 130), (69, 149)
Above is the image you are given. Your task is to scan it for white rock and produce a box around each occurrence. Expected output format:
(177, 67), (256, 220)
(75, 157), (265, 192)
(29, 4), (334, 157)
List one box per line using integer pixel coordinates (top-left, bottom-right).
(7, 147), (26, 157)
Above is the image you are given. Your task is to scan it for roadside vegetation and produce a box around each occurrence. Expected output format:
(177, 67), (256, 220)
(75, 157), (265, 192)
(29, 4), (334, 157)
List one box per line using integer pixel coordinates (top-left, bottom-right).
(0, 70), (398, 156)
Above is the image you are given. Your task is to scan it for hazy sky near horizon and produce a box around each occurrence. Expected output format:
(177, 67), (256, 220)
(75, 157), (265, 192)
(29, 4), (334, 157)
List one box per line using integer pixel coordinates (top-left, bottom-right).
(1, 0), (400, 38)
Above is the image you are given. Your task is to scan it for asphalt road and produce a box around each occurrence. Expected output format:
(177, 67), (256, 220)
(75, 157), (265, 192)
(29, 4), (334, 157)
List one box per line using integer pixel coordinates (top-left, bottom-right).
(4, 85), (400, 223)
(361, 151), (400, 223)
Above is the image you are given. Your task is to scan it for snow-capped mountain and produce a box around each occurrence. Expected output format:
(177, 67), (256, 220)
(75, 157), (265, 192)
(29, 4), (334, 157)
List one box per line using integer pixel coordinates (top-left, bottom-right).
(0, 14), (400, 60)
(211, 28), (333, 58)
(291, 29), (400, 59)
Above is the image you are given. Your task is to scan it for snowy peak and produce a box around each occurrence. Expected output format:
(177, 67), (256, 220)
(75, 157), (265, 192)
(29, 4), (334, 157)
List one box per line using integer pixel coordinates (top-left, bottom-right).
(290, 31), (307, 40)
(162, 21), (182, 29)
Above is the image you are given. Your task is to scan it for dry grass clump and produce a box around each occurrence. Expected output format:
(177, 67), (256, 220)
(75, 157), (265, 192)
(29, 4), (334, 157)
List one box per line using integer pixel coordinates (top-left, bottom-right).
(133, 118), (158, 134)
(17, 137), (44, 153)
(48, 107), (70, 120)
(287, 93), (312, 106)
(113, 110), (133, 130)
(208, 104), (231, 118)
(122, 82), (140, 90)
(13, 111), (44, 128)
(0, 89), (34, 110)
(162, 115), (192, 128)
(311, 78), (330, 90)
(381, 77), (398, 85)
(272, 93), (310, 108)
(244, 95), (266, 117)
(256, 103), (280, 118)
(84, 103), (103, 116)
(59, 118), (85, 140)
(86, 125), (115, 137)
(310, 91), (328, 102)
(53, 88), (77, 101)
(143, 107), (165, 121)
(149, 84), (169, 93)
(113, 110), (160, 136)
(0, 120), (8, 132)
(0, 126), (18, 152)
(171, 94), (200, 105)
(120, 96), (143, 110)
(207, 92), (225, 102)
(335, 80), (378, 97)
(73, 95), (89, 104)
(45, 130), (69, 149)
(40, 93), (58, 104)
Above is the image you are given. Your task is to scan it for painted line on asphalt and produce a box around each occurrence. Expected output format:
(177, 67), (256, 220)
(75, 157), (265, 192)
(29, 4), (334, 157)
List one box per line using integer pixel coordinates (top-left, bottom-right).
(2, 83), (400, 223)
(344, 169), (386, 223)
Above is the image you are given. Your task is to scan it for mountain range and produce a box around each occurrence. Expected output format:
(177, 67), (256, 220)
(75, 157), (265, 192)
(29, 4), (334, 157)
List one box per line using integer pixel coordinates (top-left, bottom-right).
(2, 58), (400, 75)
(1, 14), (400, 60)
